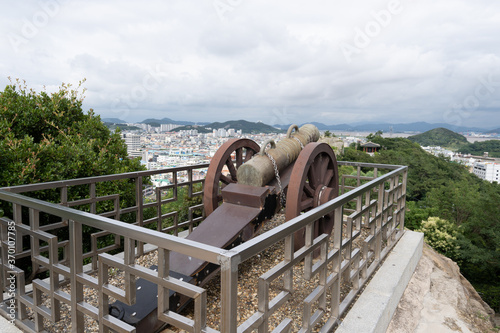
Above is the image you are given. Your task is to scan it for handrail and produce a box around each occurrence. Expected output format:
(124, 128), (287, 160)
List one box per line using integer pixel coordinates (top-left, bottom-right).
(234, 164), (407, 262)
(1, 163), (209, 193)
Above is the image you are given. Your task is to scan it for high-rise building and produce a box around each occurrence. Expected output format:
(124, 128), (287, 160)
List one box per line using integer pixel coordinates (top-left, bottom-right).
(122, 134), (141, 155)
(161, 124), (182, 132)
(472, 162), (500, 183)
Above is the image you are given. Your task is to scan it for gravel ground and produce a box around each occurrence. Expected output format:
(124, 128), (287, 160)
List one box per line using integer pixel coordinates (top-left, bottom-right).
(26, 214), (373, 332)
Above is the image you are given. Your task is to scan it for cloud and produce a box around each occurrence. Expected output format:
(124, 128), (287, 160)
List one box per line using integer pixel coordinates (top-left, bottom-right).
(0, 0), (499, 128)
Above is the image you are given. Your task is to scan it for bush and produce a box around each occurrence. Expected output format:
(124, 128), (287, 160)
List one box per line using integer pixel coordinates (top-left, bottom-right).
(417, 217), (460, 260)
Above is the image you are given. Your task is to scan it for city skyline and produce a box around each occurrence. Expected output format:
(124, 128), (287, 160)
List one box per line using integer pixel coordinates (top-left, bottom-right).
(1, 0), (500, 128)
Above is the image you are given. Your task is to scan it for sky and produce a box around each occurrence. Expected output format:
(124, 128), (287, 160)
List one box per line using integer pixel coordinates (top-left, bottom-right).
(1, 0), (500, 129)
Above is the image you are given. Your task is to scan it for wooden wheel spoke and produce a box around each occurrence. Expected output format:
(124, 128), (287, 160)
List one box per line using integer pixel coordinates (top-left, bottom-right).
(220, 174), (232, 184)
(319, 156), (329, 182)
(308, 163), (321, 188)
(286, 142), (339, 252)
(204, 138), (259, 217)
(303, 182), (315, 197)
(235, 148), (243, 168)
(244, 149), (255, 162)
(225, 158), (237, 180)
(324, 169), (334, 186)
(300, 197), (314, 211)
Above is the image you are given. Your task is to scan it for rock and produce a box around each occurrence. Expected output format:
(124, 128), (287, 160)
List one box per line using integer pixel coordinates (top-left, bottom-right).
(387, 244), (497, 333)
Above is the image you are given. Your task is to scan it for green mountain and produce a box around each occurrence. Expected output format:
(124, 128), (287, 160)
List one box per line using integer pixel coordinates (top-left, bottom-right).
(485, 128), (500, 134)
(170, 125), (211, 133)
(408, 127), (468, 147)
(172, 120), (282, 134)
(102, 117), (127, 124)
(457, 140), (500, 158)
(207, 120), (282, 134)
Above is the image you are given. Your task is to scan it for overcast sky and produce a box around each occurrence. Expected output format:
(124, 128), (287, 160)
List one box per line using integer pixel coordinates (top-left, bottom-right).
(1, 0), (500, 128)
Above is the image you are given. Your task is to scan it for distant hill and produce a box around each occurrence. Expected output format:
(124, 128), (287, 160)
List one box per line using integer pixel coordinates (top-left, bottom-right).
(408, 128), (468, 147)
(171, 120), (282, 134)
(274, 121), (488, 133)
(102, 118), (127, 124)
(485, 128), (500, 134)
(104, 123), (141, 131)
(170, 125), (211, 133)
(206, 120), (282, 134)
(457, 140), (500, 158)
(141, 117), (209, 126)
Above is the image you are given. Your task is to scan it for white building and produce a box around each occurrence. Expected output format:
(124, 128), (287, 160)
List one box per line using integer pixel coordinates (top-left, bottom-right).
(218, 128), (227, 137)
(472, 162), (500, 183)
(123, 134), (141, 155)
(161, 124), (181, 132)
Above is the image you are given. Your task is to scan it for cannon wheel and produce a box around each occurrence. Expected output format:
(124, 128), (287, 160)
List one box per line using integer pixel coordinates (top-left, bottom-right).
(285, 142), (339, 251)
(203, 138), (260, 216)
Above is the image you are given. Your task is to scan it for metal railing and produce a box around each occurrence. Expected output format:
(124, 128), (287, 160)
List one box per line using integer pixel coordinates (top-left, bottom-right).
(0, 161), (407, 332)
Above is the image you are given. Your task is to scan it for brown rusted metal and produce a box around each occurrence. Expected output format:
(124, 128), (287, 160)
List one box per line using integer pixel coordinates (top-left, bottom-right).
(203, 138), (259, 216)
(221, 183), (271, 209)
(171, 184), (277, 289)
(284, 142), (339, 251)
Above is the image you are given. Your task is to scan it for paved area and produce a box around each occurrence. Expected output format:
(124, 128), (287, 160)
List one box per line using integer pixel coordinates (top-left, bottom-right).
(0, 314), (21, 333)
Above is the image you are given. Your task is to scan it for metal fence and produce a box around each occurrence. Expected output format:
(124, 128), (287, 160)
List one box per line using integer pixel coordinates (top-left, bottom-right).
(0, 161), (407, 332)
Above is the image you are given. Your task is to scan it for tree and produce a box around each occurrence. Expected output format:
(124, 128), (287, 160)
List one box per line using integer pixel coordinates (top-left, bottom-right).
(0, 79), (148, 276)
(416, 217), (460, 259)
(341, 135), (500, 310)
(0, 79), (144, 189)
(324, 130), (332, 137)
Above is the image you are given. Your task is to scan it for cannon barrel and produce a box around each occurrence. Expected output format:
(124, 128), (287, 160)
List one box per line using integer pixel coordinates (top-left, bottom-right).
(236, 124), (320, 187)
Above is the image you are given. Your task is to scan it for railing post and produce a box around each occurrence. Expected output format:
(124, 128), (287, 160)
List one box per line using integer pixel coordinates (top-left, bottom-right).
(220, 253), (239, 333)
(400, 169), (408, 231)
(69, 219), (84, 333)
(135, 176), (144, 256)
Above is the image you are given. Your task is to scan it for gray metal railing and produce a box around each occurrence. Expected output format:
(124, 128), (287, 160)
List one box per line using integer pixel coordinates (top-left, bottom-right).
(0, 161), (407, 332)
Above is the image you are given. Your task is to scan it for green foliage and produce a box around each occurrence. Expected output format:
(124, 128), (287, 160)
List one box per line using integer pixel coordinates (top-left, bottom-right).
(405, 201), (436, 230)
(340, 147), (373, 163)
(342, 136), (468, 202)
(0, 79), (144, 188)
(408, 127), (468, 148)
(366, 130), (383, 140)
(416, 217), (460, 259)
(474, 283), (500, 312)
(177, 119), (283, 134)
(0, 79), (147, 276)
(324, 130), (332, 137)
(342, 135), (500, 309)
(457, 140), (500, 158)
(159, 184), (203, 231)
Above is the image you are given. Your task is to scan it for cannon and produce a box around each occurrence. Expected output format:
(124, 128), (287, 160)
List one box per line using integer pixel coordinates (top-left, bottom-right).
(110, 124), (339, 331)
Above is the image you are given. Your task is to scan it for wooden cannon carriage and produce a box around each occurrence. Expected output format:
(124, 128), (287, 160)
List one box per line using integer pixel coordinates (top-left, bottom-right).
(110, 124), (339, 331)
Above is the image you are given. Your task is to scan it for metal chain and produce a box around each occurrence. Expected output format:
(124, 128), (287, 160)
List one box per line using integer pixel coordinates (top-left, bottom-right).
(265, 152), (286, 209)
(293, 136), (304, 149)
